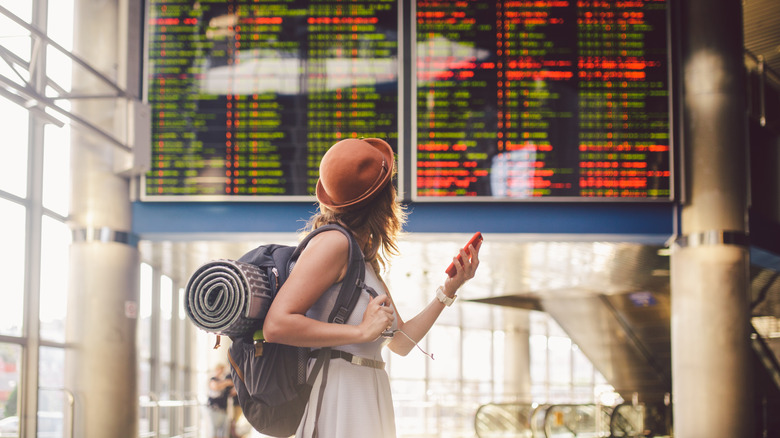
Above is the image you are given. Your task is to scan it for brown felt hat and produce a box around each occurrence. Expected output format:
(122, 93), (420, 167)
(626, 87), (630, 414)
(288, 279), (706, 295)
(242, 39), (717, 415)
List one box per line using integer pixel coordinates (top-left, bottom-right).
(316, 138), (394, 210)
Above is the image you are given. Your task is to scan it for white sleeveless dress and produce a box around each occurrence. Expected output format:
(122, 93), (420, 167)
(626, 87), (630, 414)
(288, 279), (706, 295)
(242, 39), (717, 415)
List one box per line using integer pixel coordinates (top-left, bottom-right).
(295, 262), (398, 438)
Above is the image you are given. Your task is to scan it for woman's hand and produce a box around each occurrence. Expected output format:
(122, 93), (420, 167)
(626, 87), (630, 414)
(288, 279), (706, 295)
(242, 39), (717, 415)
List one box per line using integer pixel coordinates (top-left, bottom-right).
(359, 294), (395, 342)
(387, 240), (482, 356)
(442, 239), (482, 297)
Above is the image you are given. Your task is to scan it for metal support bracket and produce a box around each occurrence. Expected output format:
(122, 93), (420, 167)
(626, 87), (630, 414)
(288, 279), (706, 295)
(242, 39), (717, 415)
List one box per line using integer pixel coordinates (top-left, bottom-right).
(671, 230), (750, 249)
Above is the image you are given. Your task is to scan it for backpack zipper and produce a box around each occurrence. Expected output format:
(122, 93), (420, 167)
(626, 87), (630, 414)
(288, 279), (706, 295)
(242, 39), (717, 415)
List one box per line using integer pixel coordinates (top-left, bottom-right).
(271, 267), (280, 291)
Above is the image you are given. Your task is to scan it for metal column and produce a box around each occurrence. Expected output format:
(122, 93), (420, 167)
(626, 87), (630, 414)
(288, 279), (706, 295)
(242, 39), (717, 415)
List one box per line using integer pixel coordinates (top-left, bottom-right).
(671, 0), (752, 436)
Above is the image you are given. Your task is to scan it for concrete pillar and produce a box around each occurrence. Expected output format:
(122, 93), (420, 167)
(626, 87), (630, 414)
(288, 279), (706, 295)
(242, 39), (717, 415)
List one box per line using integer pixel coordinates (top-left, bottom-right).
(671, 0), (752, 436)
(503, 309), (531, 399)
(66, 0), (139, 437)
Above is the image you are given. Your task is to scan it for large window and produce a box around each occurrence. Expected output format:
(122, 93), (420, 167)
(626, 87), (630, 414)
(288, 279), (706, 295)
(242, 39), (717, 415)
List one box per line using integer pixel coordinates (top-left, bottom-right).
(137, 264), (199, 438)
(529, 311), (610, 404)
(0, 199), (25, 338)
(382, 240), (611, 436)
(0, 345), (21, 432)
(0, 1), (74, 436)
(0, 93), (28, 199)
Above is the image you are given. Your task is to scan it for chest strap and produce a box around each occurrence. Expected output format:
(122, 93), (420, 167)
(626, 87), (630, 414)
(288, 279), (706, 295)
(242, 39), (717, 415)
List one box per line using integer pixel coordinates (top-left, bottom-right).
(310, 349), (385, 370)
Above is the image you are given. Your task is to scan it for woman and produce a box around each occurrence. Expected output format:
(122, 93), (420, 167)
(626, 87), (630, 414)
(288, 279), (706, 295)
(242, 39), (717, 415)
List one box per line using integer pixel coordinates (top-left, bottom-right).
(263, 138), (481, 438)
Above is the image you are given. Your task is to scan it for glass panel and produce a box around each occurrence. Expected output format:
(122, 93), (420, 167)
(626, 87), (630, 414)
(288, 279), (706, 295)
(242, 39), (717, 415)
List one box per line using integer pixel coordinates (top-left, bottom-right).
(547, 317), (568, 337)
(463, 329), (491, 381)
(0, 199), (25, 337)
(0, 97), (29, 198)
(386, 241), (430, 323)
(0, 5), (31, 87)
(38, 347), (66, 438)
(38, 346), (64, 391)
(46, 0), (74, 51)
(0, 1), (31, 21)
(138, 360), (151, 399)
(160, 275), (172, 363)
(139, 263), (153, 360)
(461, 302), (494, 329)
(196, 330), (210, 402)
(529, 310), (548, 334)
(42, 124), (71, 216)
(177, 289), (186, 367)
(492, 330), (505, 398)
(529, 334), (547, 383)
(177, 287), (186, 321)
(428, 326), (460, 380)
(426, 379), (462, 434)
(45, 48), (73, 102)
(571, 385), (595, 404)
(391, 380), (427, 438)
(389, 339), (426, 380)
(548, 336), (572, 385)
(159, 366), (171, 436)
(39, 216), (71, 342)
(0, 343), (22, 436)
(549, 384), (573, 404)
(530, 383), (547, 403)
(572, 344), (594, 385)
(462, 380), (493, 401)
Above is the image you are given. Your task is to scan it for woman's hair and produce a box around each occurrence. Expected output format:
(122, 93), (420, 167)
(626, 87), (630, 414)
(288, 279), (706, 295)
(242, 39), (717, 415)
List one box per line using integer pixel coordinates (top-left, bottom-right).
(306, 182), (407, 274)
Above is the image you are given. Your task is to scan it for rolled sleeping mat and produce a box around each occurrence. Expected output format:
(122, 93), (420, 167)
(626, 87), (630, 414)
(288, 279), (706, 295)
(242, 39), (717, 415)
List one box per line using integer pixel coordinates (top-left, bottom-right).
(185, 259), (272, 337)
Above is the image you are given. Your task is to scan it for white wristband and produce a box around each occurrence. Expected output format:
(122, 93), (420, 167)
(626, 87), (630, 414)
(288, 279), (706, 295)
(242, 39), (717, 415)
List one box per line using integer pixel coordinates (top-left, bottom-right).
(435, 286), (456, 306)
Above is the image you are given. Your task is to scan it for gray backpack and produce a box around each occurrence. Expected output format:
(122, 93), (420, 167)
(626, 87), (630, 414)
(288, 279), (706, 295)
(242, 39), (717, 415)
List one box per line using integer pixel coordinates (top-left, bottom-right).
(223, 224), (371, 437)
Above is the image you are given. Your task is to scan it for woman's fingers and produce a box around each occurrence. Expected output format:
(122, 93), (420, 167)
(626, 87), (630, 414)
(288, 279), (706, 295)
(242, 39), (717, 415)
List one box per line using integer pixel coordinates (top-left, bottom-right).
(372, 294), (390, 307)
(360, 295), (395, 340)
(456, 247), (478, 277)
(447, 242), (482, 289)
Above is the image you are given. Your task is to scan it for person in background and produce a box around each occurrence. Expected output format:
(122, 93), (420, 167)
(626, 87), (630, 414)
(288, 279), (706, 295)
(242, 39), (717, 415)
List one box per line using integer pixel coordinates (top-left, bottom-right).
(229, 378), (247, 438)
(207, 363), (234, 438)
(263, 138), (482, 438)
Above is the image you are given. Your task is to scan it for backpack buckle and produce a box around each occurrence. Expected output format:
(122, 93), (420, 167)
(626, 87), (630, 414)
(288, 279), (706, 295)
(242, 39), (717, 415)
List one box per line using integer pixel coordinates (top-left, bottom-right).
(333, 307), (348, 324)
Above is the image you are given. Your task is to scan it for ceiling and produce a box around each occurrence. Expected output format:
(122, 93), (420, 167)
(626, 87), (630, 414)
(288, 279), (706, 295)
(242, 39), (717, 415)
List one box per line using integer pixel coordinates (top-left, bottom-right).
(744, 0), (780, 77)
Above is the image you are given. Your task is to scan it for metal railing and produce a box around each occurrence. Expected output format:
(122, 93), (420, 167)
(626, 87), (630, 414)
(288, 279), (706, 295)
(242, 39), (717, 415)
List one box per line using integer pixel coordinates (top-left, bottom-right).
(475, 401), (665, 438)
(139, 393), (200, 438)
(38, 386), (76, 438)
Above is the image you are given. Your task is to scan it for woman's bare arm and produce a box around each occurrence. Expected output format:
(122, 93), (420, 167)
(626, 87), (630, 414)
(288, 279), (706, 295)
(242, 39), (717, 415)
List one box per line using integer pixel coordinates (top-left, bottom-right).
(262, 230), (394, 347)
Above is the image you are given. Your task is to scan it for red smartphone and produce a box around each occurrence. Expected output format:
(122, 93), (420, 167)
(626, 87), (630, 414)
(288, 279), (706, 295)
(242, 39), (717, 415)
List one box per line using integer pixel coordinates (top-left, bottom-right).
(445, 232), (483, 277)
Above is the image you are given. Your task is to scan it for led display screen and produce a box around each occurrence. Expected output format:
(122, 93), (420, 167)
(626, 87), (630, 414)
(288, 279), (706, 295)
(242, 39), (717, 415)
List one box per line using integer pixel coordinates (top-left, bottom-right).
(144, 0), (672, 201)
(415, 0), (671, 199)
(144, 0), (399, 199)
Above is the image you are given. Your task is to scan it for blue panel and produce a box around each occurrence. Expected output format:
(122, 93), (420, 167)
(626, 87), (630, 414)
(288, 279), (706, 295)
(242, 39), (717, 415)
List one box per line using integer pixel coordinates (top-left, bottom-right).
(133, 201), (675, 239)
(404, 202), (674, 235)
(132, 202), (319, 234)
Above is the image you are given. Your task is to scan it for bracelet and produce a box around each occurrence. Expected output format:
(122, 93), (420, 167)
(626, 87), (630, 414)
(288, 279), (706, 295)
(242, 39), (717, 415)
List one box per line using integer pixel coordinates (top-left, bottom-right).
(435, 286), (457, 306)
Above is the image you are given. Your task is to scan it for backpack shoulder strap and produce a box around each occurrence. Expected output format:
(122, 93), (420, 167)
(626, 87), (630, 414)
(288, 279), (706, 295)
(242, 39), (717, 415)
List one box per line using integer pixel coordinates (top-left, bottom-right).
(289, 223), (366, 325)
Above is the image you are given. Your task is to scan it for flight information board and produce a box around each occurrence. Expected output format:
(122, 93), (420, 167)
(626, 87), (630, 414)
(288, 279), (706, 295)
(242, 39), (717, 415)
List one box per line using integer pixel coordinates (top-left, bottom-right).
(143, 0), (399, 200)
(415, 0), (672, 199)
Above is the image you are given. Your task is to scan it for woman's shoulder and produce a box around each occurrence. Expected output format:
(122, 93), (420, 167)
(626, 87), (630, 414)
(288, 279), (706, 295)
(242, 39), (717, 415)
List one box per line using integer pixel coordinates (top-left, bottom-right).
(300, 227), (351, 260)
(297, 227), (351, 283)
(309, 227), (350, 247)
